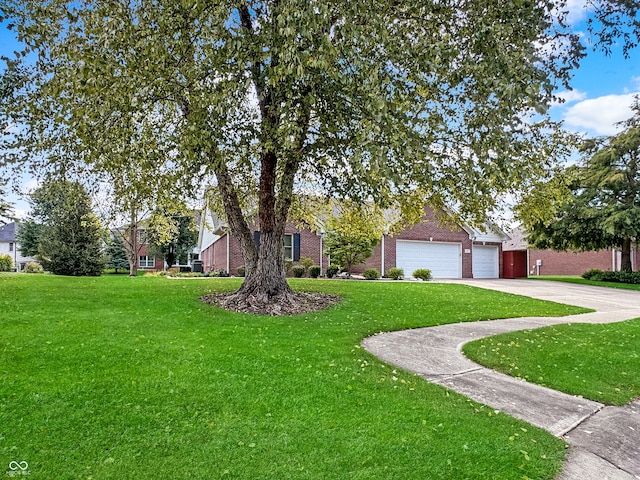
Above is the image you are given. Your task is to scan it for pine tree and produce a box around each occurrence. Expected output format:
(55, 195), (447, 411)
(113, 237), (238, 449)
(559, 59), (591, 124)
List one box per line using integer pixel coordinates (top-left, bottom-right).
(32, 179), (105, 276)
(105, 235), (129, 274)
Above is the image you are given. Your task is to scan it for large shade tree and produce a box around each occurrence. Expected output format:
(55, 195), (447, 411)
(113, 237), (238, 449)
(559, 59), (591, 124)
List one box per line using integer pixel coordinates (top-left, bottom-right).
(1, 0), (639, 310)
(524, 99), (640, 272)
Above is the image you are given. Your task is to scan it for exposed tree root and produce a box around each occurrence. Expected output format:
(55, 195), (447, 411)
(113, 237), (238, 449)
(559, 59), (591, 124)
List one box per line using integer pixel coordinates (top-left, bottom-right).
(200, 290), (341, 316)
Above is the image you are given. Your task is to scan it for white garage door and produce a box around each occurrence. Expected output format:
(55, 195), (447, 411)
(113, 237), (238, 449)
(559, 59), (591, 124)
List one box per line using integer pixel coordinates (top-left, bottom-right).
(396, 241), (462, 278)
(473, 245), (499, 278)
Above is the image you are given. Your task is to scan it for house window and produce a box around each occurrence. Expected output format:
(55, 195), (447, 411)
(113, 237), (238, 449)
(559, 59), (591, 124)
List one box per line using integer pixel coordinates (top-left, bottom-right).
(9, 242), (13, 252)
(283, 234), (293, 261)
(139, 255), (155, 268)
(137, 230), (147, 245)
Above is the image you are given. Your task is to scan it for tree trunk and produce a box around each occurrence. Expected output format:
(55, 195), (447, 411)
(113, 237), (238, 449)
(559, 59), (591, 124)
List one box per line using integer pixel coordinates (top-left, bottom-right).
(238, 230), (291, 297)
(621, 237), (633, 272)
(126, 215), (138, 277)
(214, 149), (296, 313)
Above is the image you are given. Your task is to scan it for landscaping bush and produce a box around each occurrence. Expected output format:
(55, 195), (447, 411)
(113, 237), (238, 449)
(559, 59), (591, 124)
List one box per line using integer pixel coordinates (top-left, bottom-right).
(285, 260), (294, 275)
(362, 268), (380, 280)
(292, 265), (306, 278)
(326, 265), (340, 278)
(23, 262), (44, 274)
(413, 268), (432, 281)
(144, 271), (170, 277)
(599, 271), (620, 282)
(309, 266), (321, 278)
(237, 266), (246, 277)
(386, 267), (404, 280)
(0, 254), (13, 272)
(174, 272), (203, 277)
(299, 256), (314, 271)
(618, 271), (640, 284)
(582, 269), (640, 284)
(582, 269), (603, 280)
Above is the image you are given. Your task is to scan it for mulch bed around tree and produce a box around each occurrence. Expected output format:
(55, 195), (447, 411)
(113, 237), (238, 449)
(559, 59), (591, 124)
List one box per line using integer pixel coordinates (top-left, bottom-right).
(200, 291), (342, 316)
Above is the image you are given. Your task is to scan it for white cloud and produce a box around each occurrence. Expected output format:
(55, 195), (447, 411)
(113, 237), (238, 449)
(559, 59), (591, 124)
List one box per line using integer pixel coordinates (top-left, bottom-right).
(564, 0), (590, 26)
(22, 178), (39, 194)
(563, 93), (638, 135)
(12, 207), (29, 221)
(553, 89), (587, 105)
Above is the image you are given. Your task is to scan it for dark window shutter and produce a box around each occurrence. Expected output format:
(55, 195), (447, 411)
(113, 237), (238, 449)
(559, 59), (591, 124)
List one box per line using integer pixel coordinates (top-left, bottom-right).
(253, 231), (261, 250)
(293, 233), (301, 261)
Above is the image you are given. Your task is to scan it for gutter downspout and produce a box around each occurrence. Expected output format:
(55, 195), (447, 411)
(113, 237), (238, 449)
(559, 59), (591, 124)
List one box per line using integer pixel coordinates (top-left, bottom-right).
(226, 232), (230, 274)
(319, 233), (323, 275)
(381, 234), (385, 275)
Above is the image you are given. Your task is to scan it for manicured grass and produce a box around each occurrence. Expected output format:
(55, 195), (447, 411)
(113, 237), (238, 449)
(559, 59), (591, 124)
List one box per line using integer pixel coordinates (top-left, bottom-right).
(464, 320), (640, 405)
(530, 275), (640, 291)
(0, 274), (587, 479)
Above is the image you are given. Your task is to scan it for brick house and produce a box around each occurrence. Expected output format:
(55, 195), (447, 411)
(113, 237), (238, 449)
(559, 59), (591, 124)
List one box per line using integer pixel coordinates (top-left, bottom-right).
(113, 213), (201, 273)
(198, 205), (508, 279)
(503, 228), (640, 276)
(110, 227), (165, 272)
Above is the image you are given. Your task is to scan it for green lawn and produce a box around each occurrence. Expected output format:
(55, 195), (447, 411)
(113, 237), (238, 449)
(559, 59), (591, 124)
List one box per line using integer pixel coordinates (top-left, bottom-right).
(1, 274), (587, 479)
(464, 318), (640, 406)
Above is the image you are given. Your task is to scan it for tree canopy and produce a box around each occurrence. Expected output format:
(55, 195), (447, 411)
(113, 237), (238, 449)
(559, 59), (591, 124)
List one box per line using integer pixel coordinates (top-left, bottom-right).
(24, 179), (105, 276)
(0, 182), (14, 225)
(323, 202), (386, 274)
(1, 0), (639, 309)
(146, 212), (198, 268)
(524, 98), (640, 271)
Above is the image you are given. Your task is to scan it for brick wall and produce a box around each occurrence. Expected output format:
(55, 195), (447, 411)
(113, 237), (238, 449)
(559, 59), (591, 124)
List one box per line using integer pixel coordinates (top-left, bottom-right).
(528, 249), (614, 276)
(137, 244), (164, 271)
(297, 227), (325, 268)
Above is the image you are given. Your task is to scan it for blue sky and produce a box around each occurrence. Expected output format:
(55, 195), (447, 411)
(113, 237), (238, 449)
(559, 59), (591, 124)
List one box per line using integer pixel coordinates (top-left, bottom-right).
(1, 4), (639, 217)
(552, 45), (640, 135)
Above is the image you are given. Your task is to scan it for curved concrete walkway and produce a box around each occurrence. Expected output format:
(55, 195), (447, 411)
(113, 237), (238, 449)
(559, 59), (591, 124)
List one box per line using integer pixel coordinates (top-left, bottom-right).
(362, 279), (640, 480)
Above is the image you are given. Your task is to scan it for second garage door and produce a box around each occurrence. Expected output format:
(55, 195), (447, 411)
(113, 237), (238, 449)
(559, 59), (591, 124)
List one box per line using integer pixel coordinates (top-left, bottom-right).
(472, 245), (499, 278)
(396, 241), (462, 278)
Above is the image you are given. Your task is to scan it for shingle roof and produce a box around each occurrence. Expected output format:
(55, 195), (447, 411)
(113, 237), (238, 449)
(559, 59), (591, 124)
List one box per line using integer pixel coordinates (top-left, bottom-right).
(0, 222), (17, 242)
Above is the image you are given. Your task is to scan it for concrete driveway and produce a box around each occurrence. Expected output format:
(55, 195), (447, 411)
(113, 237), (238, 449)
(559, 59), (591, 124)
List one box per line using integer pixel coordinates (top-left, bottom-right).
(362, 279), (640, 480)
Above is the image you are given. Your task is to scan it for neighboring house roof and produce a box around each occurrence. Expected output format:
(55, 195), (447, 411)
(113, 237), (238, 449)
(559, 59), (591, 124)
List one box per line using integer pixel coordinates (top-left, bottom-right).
(503, 228), (529, 251)
(466, 223), (510, 243)
(0, 222), (17, 242)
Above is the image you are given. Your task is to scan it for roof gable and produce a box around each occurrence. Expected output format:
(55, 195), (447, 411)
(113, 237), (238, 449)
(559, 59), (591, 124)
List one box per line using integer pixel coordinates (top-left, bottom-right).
(0, 222), (17, 242)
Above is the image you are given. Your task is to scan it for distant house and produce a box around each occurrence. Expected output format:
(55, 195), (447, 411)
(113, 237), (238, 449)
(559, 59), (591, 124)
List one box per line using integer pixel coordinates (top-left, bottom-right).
(198, 205), (509, 279)
(113, 214), (201, 272)
(503, 228), (640, 276)
(0, 222), (37, 271)
(109, 226), (164, 272)
(133, 228), (166, 272)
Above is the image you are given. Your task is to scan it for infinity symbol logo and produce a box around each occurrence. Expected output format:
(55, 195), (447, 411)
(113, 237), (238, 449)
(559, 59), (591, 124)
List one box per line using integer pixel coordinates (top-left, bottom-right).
(8, 461), (28, 471)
